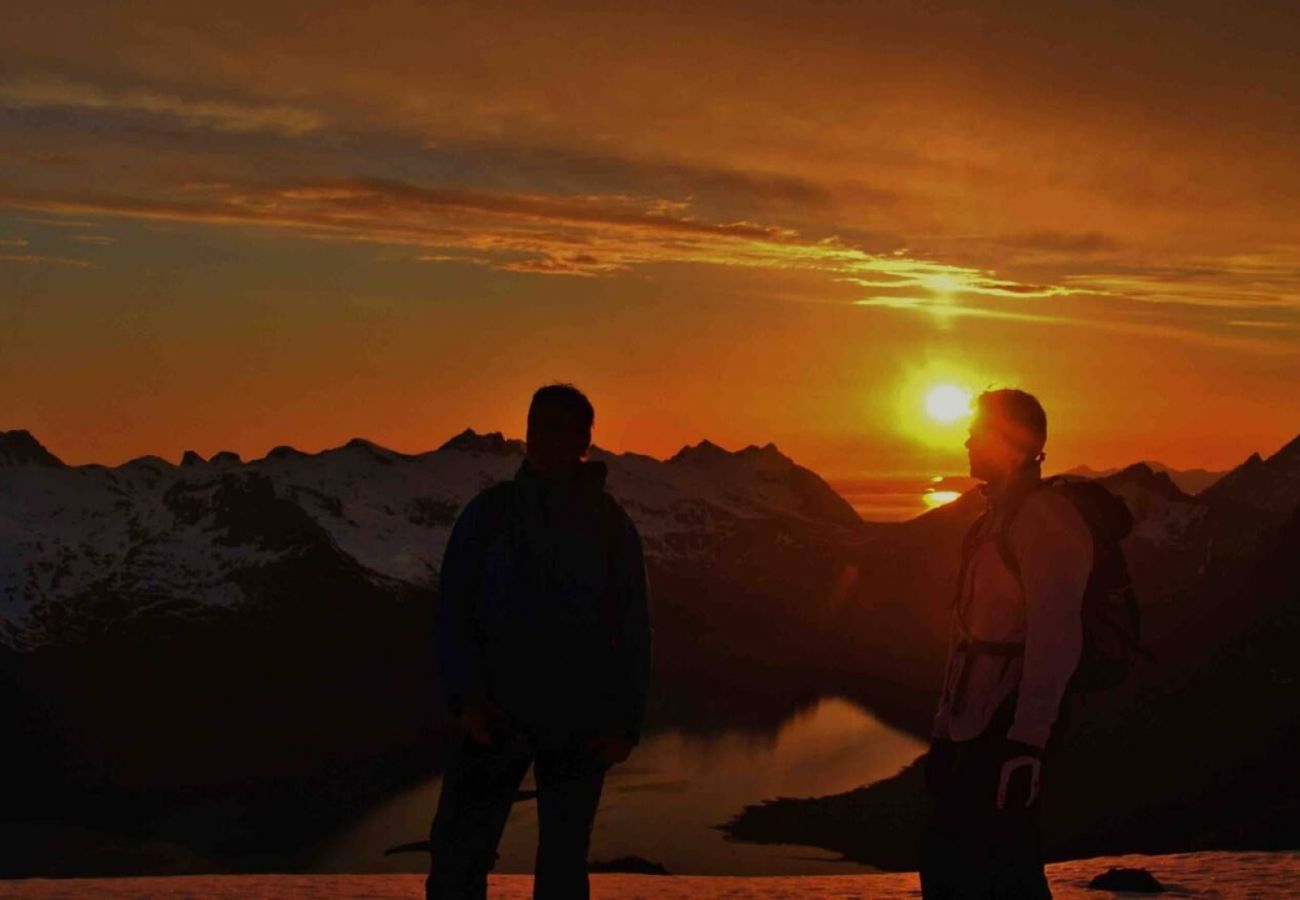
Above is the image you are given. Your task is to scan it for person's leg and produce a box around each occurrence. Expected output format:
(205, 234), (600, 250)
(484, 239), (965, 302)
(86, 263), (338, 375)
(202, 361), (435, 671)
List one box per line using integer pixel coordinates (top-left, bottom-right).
(990, 777), (1052, 899)
(921, 737), (1002, 900)
(921, 739), (962, 899)
(532, 744), (606, 900)
(426, 734), (533, 900)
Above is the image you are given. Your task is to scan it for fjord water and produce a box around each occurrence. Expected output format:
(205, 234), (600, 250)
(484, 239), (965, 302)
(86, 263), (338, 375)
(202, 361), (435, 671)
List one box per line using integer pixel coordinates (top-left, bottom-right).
(830, 474), (977, 521)
(317, 697), (926, 875)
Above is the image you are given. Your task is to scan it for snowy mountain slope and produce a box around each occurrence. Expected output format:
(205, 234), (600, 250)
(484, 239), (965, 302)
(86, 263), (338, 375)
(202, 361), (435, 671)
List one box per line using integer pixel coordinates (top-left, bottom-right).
(0, 429), (869, 649)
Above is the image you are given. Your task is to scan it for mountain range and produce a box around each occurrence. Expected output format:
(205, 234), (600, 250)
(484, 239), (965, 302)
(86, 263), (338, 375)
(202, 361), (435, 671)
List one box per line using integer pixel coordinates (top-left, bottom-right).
(2, 426), (1298, 876)
(1062, 460), (1229, 496)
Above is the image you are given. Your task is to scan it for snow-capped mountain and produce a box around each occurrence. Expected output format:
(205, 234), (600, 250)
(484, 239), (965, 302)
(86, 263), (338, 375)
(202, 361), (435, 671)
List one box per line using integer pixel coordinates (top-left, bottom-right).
(0, 428), (865, 649)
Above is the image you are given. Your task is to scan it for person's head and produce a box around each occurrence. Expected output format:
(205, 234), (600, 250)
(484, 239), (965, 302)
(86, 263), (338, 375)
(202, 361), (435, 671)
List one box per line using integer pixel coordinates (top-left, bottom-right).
(526, 383), (594, 475)
(964, 388), (1047, 484)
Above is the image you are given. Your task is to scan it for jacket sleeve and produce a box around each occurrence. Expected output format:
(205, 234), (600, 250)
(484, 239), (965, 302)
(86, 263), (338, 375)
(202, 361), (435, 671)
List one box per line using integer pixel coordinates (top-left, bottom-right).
(434, 496), (489, 716)
(1005, 490), (1094, 749)
(616, 509), (653, 744)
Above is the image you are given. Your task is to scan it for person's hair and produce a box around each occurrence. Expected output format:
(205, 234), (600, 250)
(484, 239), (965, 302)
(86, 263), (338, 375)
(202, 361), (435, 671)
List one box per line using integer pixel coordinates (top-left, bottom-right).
(527, 383), (595, 435)
(976, 387), (1047, 463)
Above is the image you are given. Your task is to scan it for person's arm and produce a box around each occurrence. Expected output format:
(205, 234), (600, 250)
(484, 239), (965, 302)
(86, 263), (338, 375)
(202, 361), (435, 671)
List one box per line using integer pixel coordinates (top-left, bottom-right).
(433, 497), (490, 719)
(1005, 489), (1094, 749)
(617, 510), (653, 745)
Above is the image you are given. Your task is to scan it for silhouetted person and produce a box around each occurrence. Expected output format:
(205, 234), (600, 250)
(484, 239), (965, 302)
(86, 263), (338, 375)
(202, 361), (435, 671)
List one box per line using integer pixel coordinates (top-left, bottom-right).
(921, 389), (1093, 899)
(427, 383), (652, 900)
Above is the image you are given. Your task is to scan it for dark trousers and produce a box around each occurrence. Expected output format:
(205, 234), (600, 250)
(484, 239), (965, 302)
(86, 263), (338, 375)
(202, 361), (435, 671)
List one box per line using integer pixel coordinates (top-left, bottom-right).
(425, 732), (606, 900)
(920, 697), (1054, 900)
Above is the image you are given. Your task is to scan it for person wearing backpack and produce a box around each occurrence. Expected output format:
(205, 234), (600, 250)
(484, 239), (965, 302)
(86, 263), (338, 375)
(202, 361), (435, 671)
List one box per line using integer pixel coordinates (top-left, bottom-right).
(921, 387), (1138, 899)
(426, 383), (652, 900)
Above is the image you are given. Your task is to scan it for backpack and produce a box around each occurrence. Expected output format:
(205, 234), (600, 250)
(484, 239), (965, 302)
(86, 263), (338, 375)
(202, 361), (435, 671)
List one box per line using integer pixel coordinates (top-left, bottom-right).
(957, 475), (1149, 694)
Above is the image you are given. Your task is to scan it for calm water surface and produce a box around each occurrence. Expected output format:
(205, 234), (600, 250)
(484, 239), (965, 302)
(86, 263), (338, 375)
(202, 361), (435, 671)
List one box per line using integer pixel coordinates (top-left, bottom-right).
(316, 697), (925, 875)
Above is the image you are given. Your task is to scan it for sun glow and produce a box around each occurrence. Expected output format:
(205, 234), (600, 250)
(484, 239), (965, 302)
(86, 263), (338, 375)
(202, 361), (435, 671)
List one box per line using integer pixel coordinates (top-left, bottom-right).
(925, 385), (973, 422)
(923, 490), (962, 509)
(921, 273), (965, 295)
(893, 360), (989, 455)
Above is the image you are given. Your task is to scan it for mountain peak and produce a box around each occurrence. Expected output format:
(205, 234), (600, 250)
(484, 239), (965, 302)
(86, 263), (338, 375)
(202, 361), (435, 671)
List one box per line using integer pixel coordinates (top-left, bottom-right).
(343, 437), (405, 463)
(437, 429), (525, 456)
(0, 430), (64, 467)
(264, 444), (308, 461)
(738, 442), (792, 464)
(1104, 462), (1191, 501)
(181, 450), (206, 466)
(1266, 432), (1300, 467)
(668, 439), (733, 465)
(1199, 443), (1299, 517)
(121, 454), (173, 470)
(670, 439), (798, 472)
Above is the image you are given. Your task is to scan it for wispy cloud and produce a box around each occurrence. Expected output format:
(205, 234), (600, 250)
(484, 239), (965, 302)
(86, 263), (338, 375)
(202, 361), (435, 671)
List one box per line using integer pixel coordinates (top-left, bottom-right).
(0, 253), (91, 268)
(856, 295), (1297, 354)
(1, 176), (1297, 356)
(18, 217), (97, 228)
(0, 237), (29, 247)
(1227, 319), (1299, 329)
(1062, 258), (1300, 312)
(0, 179), (1042, 294)
(0, 76), (324, 136)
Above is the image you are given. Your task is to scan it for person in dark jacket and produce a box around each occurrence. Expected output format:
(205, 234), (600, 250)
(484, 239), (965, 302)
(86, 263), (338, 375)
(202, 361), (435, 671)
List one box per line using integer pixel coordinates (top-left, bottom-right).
(921, 388), (1093, 899)
(426, 383), (652, 900)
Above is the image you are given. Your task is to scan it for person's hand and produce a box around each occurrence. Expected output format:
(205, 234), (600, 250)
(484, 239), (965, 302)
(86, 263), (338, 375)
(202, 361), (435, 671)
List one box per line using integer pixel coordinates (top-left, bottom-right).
(997, 741), (1042, 809)
(581, 735), (635, 768)
(459, 698), (512, 746)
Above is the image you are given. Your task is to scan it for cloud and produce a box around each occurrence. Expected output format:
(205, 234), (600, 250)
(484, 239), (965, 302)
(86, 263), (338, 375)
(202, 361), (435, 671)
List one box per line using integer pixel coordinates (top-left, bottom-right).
(0, 253), (91, 268)
(1, 175), (1296, 356)
(0, 237), (29, 247)
(0, 76), (324, 136)
(992, 231), (1124, 254)
(18, 216), (97, 228)
(855, 295), (1298, 355)
(0, 178), (1005, 291)
(1227, 319), (1299, 330)
(1062, 257), (1300, 312)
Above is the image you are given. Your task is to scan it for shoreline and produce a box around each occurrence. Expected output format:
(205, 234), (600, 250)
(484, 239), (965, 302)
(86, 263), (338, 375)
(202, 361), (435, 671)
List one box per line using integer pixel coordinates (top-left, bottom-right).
(3, 851), (1299, 898)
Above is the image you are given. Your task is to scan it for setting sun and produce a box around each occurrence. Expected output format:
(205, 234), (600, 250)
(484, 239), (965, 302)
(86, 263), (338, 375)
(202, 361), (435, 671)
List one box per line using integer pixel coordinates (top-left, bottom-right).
(925, 385), (973, 423)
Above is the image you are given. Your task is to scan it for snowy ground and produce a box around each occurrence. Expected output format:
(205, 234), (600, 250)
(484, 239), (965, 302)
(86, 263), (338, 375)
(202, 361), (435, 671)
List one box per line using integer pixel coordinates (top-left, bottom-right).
(4, 851), (1298, 898)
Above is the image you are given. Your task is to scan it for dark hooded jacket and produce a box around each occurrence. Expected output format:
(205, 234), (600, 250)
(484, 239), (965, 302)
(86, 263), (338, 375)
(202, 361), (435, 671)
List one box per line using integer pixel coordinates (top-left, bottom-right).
(434, 459), (652, 745)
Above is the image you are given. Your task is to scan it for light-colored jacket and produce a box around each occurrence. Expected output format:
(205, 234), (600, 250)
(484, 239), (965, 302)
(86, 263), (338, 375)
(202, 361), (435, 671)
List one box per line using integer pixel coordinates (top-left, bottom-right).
(932, 471), (1094, 749)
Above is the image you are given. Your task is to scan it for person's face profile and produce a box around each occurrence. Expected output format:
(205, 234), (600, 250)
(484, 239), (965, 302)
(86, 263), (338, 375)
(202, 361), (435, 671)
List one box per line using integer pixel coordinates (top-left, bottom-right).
(965, 414), (1018, 481)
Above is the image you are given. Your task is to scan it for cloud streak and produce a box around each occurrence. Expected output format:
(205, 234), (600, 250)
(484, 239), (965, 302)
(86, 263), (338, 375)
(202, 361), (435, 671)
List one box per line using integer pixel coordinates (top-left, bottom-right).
(5, 173), (1296, 356)
(0, 252), (91, 268)
(0, 76), (324, 136)
(0, 178), (1052, 296)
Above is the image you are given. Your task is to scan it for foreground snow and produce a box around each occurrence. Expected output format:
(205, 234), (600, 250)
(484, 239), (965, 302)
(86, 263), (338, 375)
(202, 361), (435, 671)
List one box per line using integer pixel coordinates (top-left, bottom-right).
(5, 851), (1298, 898)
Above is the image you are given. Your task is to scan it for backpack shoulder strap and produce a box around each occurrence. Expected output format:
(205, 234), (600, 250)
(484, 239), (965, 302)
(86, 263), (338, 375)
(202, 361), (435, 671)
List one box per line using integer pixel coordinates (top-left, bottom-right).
(951, 510), (988, 611)
(994, 477), (1061, 578)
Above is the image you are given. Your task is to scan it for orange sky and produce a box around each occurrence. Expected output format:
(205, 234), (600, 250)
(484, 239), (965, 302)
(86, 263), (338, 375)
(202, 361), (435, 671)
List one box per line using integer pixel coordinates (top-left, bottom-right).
(2, 2), (1297, 477)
